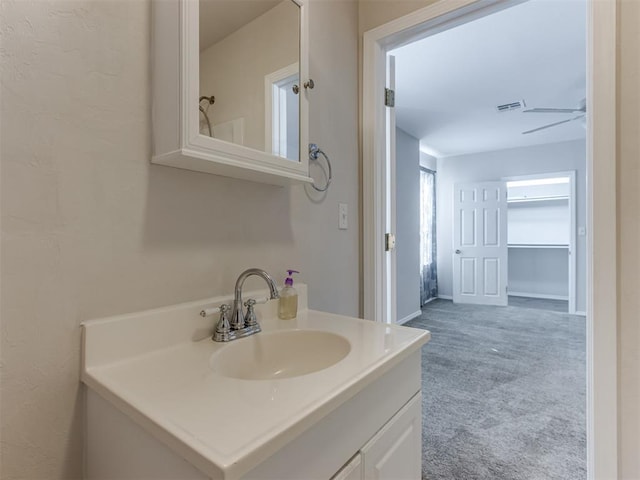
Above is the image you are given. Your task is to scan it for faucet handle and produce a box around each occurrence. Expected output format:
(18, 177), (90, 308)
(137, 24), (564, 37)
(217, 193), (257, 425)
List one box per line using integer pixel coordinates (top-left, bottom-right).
(244, 299), (258, 327)
(213, 304), (232, 341)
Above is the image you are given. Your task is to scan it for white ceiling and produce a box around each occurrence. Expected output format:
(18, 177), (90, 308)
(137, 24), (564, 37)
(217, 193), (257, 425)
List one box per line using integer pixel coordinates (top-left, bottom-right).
(389, 0), (587, 158)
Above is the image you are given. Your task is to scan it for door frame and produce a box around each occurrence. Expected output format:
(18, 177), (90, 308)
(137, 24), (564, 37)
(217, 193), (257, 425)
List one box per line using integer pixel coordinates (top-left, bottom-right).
(361, 0), (618, 478)
(503, 170), (578, 314)
(386, 55), (397, 324)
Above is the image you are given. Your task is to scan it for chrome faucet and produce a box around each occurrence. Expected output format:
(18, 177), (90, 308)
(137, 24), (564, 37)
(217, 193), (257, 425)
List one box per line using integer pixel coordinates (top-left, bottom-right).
(212, 268), (280, 342)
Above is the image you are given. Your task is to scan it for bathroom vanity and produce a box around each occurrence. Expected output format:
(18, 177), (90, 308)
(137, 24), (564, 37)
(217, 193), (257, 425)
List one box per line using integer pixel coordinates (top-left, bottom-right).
(82, 286), (430, 479)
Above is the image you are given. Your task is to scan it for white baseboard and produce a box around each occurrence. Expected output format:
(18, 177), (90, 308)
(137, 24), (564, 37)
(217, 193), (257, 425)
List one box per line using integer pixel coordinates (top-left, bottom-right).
(508, 291), (569, 301)
(396, 310), (422, 325)
(575, 310), (587, 316)
(437, 294), (453, 300)
(421, 297), (437, 306)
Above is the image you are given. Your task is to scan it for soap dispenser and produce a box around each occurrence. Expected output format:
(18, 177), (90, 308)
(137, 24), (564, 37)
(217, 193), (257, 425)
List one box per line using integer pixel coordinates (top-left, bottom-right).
(278, 270), (299, 320)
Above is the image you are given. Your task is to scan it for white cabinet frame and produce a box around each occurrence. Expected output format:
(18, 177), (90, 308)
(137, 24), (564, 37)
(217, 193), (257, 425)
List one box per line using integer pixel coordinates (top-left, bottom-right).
(151, 0), (312, 186)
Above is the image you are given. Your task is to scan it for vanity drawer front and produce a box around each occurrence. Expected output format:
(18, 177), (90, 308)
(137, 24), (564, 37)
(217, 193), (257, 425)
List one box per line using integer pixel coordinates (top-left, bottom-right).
(360, 392), (422, 480)
(244, 350), (422, 479)
(331, 453), (363, 480)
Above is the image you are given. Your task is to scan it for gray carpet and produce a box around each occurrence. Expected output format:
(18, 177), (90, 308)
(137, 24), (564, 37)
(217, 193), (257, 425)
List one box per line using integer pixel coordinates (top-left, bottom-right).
(508, 296), (569, 313)
(406, 299), (586, 480)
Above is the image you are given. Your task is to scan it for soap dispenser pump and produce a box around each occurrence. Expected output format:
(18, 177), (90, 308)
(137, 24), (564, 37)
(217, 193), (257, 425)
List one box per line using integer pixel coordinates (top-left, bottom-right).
(278, 270), (299, 320)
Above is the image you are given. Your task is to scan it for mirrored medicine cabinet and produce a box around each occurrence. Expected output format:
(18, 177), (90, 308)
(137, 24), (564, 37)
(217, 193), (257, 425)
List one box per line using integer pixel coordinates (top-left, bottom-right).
(151, 0), (312, 186)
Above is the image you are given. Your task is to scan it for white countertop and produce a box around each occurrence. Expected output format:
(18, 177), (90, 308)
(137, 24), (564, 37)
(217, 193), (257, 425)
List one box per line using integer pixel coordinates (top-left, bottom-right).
(82, 286), (430, 479)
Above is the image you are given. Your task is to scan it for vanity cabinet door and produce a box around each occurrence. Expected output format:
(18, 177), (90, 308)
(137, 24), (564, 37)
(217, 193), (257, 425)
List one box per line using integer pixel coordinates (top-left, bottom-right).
(360, 393), (422, 479)
(331, 453), (363, 480)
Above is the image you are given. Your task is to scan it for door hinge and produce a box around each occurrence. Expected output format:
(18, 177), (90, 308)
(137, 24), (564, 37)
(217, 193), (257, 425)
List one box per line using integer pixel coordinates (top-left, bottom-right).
(384, 88), (395, 107)
(385, 233), (396, 251)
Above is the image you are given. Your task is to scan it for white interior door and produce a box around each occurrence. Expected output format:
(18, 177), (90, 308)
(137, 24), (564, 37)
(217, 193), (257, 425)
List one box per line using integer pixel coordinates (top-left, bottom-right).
(453, 181), (508, 306)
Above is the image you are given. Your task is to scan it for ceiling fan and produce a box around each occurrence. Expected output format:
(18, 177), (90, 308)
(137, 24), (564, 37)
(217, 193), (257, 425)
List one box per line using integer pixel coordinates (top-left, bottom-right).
(521, 98), (586, 135)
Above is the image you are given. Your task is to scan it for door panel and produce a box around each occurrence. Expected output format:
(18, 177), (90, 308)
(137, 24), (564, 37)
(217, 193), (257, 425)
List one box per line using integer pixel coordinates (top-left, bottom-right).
(484, 208), (499, 246)
(461, 258), (477, 295)
(484, 258), (500, 296)
(453, 181), (508, 306)
(460, 187), (476, 202)
(461, 210), (476, 246)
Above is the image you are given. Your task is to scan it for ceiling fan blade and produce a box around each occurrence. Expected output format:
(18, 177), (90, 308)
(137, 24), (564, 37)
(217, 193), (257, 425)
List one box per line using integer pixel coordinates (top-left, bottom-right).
(522, 115), (584, 135)
(523, 107), (585, 114)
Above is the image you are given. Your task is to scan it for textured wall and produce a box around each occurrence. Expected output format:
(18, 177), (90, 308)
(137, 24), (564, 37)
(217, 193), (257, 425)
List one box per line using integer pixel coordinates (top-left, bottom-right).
(358, 0), (436, 33)
(298, 0), (359, 317)
(618, 1), (640, 477)
(0, 0), (359, 477)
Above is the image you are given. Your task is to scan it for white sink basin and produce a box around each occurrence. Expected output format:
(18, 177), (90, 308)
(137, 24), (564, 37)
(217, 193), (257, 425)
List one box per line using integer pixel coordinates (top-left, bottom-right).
(210, 330), (351, 380)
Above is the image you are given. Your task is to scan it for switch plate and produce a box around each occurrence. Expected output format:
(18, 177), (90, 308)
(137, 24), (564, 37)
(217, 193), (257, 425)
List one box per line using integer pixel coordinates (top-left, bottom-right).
(578, 227), (586, 236)
(338, 203), (348, 230)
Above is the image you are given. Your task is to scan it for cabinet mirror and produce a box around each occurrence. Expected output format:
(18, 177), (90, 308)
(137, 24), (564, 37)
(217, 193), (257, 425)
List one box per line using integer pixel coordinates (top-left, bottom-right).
(151, 0), (311, 185)
(199, 0), (300, 161)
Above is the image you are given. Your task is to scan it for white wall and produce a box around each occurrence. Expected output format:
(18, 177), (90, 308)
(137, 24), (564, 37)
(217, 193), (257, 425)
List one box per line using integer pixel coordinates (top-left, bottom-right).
(298, 0), (359, 316)
(420, 151), (437, 171)
(395, 128), (421, 322)
(507, 180), (571, 246)
(0, 0), (359, 477)
(508, 248), (569, 298)
(436, 139), (587, 311)
(508, 203), (570, 245)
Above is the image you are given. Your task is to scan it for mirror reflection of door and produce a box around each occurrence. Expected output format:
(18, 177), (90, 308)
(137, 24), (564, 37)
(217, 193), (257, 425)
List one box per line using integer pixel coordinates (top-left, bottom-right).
(265, 64), (299, 161)
(198, 0), (300, 160)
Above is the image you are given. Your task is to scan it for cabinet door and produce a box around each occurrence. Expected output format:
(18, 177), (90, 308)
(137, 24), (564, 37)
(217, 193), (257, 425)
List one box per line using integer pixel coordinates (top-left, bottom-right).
(360, 393), (422, 479)
(331, 453), (363, 480)
(151, 0), (312, 186)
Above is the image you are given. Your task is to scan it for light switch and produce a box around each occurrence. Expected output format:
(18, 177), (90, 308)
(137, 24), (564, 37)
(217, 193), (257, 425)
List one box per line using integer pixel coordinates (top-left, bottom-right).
(339, 203), (348, 230)
(578, 227), (586, 236)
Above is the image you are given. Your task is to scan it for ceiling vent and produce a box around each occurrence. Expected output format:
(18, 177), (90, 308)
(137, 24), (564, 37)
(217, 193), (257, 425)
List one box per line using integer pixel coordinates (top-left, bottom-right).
(496, 100), (526, 113)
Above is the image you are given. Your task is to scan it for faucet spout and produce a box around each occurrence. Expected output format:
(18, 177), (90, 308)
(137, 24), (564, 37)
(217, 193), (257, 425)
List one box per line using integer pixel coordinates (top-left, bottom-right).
(230, 269), (279, 330)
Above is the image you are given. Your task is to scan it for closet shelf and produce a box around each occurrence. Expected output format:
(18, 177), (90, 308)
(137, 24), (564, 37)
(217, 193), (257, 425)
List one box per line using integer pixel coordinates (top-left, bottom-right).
(507, 195), (569, 205)
(508, 244), (569, 249)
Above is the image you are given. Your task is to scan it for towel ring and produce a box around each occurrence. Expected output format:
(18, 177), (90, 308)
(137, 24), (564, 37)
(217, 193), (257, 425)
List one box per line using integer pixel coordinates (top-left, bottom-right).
(308, 144), (332, 192)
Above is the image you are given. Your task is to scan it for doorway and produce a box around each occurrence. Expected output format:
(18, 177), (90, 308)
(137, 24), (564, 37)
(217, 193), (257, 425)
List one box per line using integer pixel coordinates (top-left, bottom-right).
(361, 0), (618, 478)
(505, 171), (579, 314)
